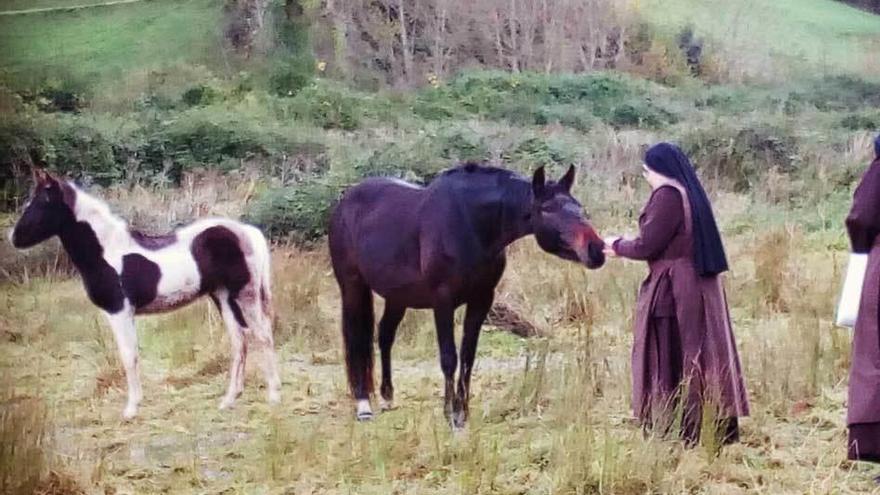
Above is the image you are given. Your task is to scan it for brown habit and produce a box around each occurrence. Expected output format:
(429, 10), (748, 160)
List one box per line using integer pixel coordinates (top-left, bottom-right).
(846, 158), (880, 463)
(614, 184), (749, 443)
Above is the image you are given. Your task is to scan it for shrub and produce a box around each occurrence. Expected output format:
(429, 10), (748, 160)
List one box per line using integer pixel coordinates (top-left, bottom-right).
(795, 76), (880, 112)
(438, 127), (490, 162)
(428, 71), (676, 129)
(840, 111), (880, 131)
(285, 83), (362, 130)
(181, 85), (222, 106)
(681, 124), (799, 191)
(0, 116), (43, 210)
(46, 122), (120, 184)
(354, 138), (446, 184)
(605, 101), (678, 128)
(243, 179), (343, 244)
(503, 136), (577, 167)
(269, 58), (313, 97)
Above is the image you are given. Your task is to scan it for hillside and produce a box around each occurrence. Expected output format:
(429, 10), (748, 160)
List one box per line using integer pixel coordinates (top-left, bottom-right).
(638, 0), (880, 79)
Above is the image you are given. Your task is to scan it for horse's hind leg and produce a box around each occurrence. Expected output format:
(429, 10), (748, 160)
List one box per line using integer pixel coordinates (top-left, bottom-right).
(212, 291), (247, 410)
(340, 278), (375, 420)
(239, 294), (281, 405)
(378, 304), (405, 410)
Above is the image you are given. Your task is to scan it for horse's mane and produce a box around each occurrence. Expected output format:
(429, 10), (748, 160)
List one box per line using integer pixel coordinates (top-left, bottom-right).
(438, 162), (519, 181)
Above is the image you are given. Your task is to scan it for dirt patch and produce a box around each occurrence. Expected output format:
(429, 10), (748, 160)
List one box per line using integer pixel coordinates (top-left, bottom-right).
(164, 354), (227, 389)
(33, 470), (86, 495)
(94, 366), (125, 397)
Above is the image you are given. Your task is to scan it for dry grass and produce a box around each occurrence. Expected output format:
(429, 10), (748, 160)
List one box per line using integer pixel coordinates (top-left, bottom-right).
(0, 168), (877, 494)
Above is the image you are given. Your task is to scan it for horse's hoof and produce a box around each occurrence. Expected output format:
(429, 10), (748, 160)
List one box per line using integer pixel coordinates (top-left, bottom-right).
(379, 397), (395, 411)
(268, 390), (281, 405)
(122, 406), (138, 421)
(356, 399), (373, 421)
(218, 398), (236, 410)
(450, 411), (467, 431)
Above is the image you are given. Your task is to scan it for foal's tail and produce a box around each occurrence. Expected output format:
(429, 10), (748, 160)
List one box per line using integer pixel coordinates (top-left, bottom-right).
(247, 225), (274, 327)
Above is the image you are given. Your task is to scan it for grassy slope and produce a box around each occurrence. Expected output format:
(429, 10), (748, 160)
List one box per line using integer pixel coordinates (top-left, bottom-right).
(638, 0), (880, 77)
(0, 0), (225, 88)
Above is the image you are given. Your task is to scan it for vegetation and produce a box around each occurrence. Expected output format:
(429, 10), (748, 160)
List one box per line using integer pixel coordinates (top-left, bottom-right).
(1, 0), (880, 492)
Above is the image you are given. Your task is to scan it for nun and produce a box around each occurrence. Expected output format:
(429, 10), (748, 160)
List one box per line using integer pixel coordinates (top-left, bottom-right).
(604, 142), (750, 445)
(845, 134), (880, 465)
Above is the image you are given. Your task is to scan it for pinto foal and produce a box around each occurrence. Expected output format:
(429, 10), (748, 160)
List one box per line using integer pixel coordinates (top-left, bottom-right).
(11, 170), (281, 419)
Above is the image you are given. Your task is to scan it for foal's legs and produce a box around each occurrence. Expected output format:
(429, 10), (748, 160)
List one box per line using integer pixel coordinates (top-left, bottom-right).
(378, 304), (405, 410)
(433, 304), (458, 425)
(340, 279), (375, 420)
(212, 291), (248, 410)
(105, 307), (142, 420)
(240, 294), (281, 404)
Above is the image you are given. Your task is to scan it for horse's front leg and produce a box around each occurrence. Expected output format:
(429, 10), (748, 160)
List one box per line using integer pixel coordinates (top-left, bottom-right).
(433, 303), (457, 425)
(456, 292), (493, 429)
(105, 307), (142, 420)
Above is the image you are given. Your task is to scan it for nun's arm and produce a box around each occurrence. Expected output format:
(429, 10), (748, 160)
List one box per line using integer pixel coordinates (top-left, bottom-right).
(613, 187), (683, 260)
(846, 161), (880, 254)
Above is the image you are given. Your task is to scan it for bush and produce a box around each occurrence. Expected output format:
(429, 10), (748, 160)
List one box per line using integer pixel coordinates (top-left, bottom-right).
(285, 83), (362, 130)
(438, 127), (490, 162)
(795, 76), (880, 112)
(181, 85), (222, 106)
(605, 101), (678, 128)
(46, 122), (120, 184)
(0, 116), (43, 210)
(424, 71), (676, 129)
(243, 180), (342, 244)
(269, 58), (313, 97)
(503, 136), (577, 167)
(537, 105), (596, 132)
(681, 124), (800, 191)
(354, 138), (446, 184)
(840, 111), (880, 131)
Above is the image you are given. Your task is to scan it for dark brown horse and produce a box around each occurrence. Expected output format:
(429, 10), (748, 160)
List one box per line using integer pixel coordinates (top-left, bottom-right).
(329, 163), (605, 427)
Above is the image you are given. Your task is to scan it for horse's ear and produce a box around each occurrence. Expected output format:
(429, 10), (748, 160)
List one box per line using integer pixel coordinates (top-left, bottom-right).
(532, 166), (546, 197)
(559, 164), (576, 192)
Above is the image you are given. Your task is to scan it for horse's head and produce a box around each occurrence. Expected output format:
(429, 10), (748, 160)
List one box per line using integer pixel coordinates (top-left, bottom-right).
(11, 169), (72, 249)
(530, 165), (605, 269)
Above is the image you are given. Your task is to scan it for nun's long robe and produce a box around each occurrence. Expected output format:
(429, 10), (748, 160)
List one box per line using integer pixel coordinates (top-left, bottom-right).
(846, 158), (880, 463)
(614, 184), (750, 444)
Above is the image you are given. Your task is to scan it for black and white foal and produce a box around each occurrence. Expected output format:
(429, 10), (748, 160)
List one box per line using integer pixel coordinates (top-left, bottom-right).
(11, 170), (281, 419)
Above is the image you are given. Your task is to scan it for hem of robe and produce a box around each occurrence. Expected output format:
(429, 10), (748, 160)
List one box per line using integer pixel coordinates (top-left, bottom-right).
(631, 260), (750, 421)
(848, 423), (880, 463)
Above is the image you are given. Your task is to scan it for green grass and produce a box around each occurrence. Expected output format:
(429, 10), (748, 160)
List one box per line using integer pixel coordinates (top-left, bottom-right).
(0, 0), (105, 12)
(638, 0), (880, 78)
(0, 0), (225, 89)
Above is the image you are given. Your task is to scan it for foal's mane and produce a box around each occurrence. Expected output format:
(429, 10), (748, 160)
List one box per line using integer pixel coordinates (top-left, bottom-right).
(65, 181), (178, 248)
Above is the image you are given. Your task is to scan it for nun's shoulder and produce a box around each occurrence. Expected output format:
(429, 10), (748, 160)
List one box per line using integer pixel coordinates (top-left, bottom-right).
(649, 185), (684, 207)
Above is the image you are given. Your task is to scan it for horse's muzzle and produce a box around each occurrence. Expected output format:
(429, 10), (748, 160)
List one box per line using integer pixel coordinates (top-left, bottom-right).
(583, 240), (606, 269)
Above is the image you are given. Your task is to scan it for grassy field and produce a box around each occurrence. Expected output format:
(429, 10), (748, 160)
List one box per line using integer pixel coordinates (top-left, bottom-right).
(637, 0), (880, 79)
(1, 176), (878, 493)
(0, 0), (225, 90)
(3, 0), (880, 493)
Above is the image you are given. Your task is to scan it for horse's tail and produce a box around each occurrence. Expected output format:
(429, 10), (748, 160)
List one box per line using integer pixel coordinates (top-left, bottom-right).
(245, 225), (274, 327)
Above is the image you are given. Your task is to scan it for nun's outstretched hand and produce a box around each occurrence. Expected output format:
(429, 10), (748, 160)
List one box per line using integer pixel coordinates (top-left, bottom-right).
(603, 236), (620, 257)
